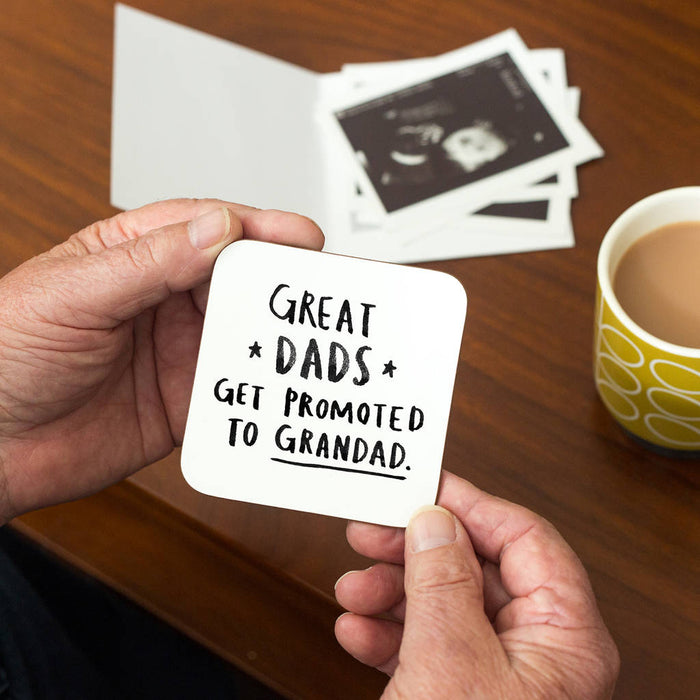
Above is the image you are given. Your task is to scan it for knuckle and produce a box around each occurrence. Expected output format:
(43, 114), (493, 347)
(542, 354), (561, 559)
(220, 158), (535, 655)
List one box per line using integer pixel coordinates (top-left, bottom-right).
(411, 558), (482, 599)
(126, 235), (161, 273)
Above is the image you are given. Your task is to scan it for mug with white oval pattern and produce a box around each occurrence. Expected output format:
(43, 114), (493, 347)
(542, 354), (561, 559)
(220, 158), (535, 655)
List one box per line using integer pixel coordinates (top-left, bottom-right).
(594, 187), (700, 456)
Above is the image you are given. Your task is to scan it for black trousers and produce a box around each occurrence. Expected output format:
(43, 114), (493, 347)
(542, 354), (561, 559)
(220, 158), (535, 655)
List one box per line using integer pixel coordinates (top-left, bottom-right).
(0, 527), (280, 700)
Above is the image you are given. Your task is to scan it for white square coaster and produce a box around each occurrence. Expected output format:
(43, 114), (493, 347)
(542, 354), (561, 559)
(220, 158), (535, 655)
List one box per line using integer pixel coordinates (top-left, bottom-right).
(181, 241), (466, 526)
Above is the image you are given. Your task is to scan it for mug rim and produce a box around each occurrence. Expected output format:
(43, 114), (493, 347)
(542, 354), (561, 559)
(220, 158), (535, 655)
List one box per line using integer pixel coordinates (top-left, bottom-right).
(597, 186), (700, 359)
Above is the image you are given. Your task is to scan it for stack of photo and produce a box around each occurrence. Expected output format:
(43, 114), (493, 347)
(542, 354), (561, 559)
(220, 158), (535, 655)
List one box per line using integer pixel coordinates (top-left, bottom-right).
(320, 30), (602, 262)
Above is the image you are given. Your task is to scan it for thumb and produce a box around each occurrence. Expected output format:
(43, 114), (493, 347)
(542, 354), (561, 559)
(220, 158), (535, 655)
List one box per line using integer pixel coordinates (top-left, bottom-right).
(50, 206), (239, 328)
(398, 506), (506, 687)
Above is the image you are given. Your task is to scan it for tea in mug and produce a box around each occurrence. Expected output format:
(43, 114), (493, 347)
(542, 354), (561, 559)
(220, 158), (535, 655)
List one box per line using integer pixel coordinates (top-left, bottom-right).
(613, 221), (700, 349)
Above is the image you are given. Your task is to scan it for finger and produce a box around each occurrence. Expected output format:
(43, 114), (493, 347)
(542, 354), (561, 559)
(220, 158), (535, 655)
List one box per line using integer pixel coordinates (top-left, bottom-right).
(40, 207), (239, 329)
(334, 613), (402, 676)
(437, 471), (602, 628)
(188, 209), (324, 315)
(192, 280), (211, 315)
(387, 596), (406, 622)
(399, 506), (507, 680)
(345, 521), (405, 565)
(52, 199), (253, 256)
(335, 563), (405, 617)
(151, 290), (206, 440)
(57, 199), (324, 257)
(482, 559), (512, 622)
(436, 470), (552, 564)
(242, 208), (324, 250)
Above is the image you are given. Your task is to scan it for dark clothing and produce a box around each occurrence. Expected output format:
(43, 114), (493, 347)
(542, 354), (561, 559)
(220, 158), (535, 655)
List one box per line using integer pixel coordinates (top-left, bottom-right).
(0, 527), (280, 699)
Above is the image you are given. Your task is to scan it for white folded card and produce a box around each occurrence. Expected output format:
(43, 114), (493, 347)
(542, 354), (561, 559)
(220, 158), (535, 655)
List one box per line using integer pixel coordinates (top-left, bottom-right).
(181, 241), (467, 526)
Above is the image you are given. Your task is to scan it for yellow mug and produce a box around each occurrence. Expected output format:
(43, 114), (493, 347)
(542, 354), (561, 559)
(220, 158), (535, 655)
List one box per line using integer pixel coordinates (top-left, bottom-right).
(594, 187), (700, 456)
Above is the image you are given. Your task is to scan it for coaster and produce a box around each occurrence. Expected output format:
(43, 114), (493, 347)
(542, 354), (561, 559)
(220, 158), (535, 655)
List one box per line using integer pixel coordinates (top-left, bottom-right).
(181, 240), (466, 526)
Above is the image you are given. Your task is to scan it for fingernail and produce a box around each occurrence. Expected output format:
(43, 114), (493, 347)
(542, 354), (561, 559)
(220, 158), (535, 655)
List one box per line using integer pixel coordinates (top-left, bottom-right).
(334, 569), (360, 591)
(188, 207), (231, 249)
(409, 506), (456, 553)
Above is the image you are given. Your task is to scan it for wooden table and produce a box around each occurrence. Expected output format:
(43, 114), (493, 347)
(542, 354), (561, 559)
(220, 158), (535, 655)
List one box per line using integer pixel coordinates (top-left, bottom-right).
(2, 1), (698, 697)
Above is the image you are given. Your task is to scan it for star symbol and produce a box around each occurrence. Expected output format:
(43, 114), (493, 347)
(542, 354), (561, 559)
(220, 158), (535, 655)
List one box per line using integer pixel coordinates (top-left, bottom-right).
(248, 341), (262, 358)
(383, 360), (397, 378)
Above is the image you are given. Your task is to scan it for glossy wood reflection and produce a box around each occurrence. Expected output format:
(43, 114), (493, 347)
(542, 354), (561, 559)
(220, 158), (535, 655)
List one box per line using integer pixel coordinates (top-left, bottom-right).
(2, 1), (698, 698)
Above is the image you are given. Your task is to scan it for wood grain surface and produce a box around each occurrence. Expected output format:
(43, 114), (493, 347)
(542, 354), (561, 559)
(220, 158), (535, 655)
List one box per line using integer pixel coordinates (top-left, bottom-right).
(2, 1), (699, 698)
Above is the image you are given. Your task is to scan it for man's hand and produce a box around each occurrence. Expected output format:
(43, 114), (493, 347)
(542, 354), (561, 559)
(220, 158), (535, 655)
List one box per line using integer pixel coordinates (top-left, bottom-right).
(335, 471), (619, 699)
(0, 199), (323, 522)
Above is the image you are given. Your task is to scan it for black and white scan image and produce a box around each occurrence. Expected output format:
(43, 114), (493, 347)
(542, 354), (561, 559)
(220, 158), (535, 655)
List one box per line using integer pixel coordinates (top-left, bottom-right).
(335, 54), (570, 213)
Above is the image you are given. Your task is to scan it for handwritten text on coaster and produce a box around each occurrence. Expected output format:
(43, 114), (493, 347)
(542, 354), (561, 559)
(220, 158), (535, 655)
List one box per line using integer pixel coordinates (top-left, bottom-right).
(181, 241), (467, 526)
